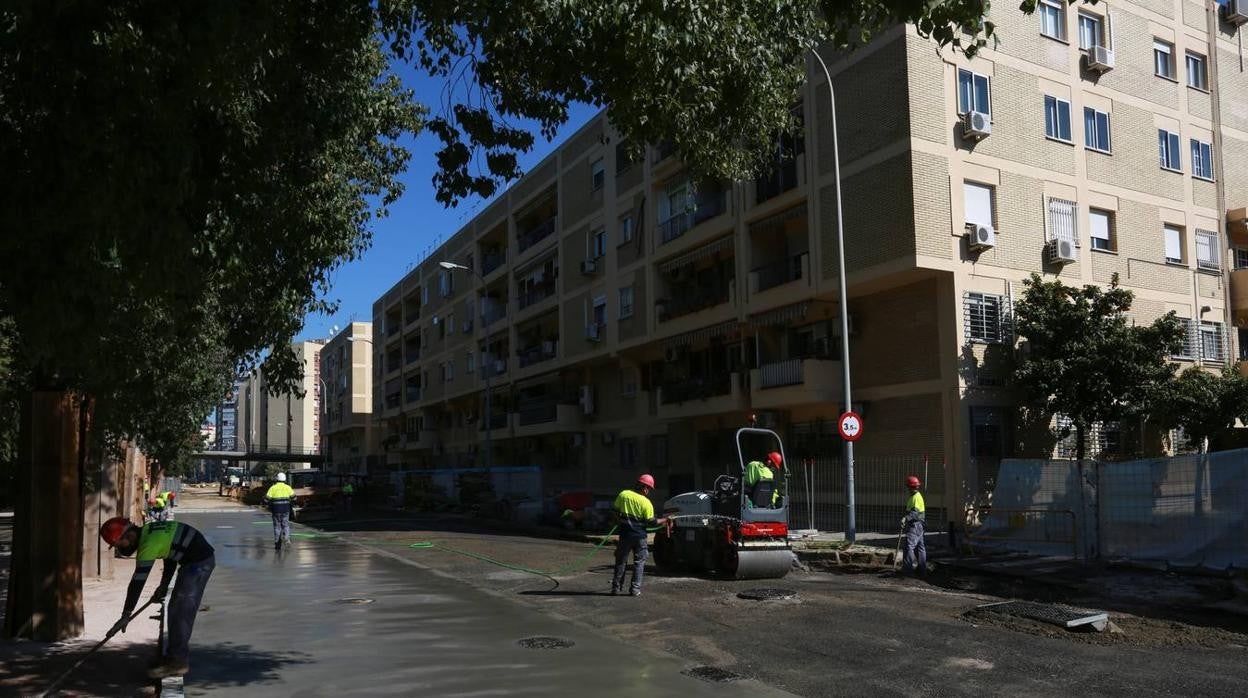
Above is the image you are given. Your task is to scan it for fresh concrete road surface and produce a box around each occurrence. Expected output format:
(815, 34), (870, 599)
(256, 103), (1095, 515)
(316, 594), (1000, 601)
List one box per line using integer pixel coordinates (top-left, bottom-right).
(179, 510), (791, 696)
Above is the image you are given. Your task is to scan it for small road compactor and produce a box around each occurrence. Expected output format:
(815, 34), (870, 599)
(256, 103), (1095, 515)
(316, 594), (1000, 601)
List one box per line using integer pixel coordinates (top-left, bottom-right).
(653, 426), (794, 579)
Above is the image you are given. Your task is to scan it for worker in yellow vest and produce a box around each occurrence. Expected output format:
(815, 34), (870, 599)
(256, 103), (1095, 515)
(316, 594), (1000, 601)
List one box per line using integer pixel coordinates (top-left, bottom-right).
(900, 475), (927, 575)
(743, 451), (783, 507)
(99, 516), (215, 678)
(265, 473), (295, 551)
(611, 474), (668, 596)
(341, 480), (356, 513)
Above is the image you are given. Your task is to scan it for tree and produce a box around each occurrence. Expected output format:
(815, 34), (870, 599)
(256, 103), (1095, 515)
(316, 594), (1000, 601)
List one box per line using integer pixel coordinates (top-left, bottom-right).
(1151, 366), (1248, 454)
(1013, 274), (1185, 464)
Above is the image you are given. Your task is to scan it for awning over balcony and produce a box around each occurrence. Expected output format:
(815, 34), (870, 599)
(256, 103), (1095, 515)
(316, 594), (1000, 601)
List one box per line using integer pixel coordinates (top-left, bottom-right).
(662, 320), (741, 350)
(748, 301), (810, 327)
(748, 203), (808, 235)
(657, 235), (733, 274)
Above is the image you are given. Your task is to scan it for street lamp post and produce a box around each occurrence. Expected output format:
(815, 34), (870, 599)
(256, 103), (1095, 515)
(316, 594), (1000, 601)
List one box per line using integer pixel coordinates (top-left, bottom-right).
(439, 260), (494, 478)
(810, 46), (857, 543)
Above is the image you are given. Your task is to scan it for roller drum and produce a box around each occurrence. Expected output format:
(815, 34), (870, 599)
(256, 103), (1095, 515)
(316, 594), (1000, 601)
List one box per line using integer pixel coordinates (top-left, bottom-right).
(726, 548), (793, 580)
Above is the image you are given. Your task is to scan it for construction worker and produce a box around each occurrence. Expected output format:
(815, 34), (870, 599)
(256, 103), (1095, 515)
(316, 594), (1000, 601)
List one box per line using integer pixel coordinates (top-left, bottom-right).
(265, 472), (295, 551)
(743, 451), (783, 507)
(900, 475), (927, 575)
(148, 490), (175, 522)
(611, 474), (668, 596)
(99, 516), (215, 678)
(341, 479), (355, 513)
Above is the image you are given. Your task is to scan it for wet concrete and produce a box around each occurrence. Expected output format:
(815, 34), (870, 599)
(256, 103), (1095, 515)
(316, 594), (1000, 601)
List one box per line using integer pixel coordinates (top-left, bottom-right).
(179, 510), (792, 696)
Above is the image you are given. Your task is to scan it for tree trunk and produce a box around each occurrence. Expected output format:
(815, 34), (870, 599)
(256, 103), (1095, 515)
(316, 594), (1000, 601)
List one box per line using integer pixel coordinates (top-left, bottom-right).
(3, 391), (85, 640)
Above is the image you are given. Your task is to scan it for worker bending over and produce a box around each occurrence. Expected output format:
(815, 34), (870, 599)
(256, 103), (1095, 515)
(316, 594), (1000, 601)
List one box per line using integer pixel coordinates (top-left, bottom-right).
(611, 474), (668, 596)
(265, 472), (295, 551)
(900, 475), (927, 575)
(148, 490), (176, 522)
(99, 517), (215, 678)
(743, 451), (783, 507)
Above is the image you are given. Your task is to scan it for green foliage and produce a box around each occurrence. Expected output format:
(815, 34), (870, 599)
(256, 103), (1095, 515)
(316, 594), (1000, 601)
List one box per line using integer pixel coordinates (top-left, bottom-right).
(1150, 366), (1248, 453)
(1013, 274), (1185, 461)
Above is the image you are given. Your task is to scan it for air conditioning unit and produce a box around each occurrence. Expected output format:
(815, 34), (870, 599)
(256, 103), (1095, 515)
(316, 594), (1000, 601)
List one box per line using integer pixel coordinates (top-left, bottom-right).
(1224, 0), (1248, 25)
(579, 385), (595, 415)
(585, 324), (601, 342)
(966, 223), (997, 251)
(1047, 238), (1078, 265)
(580, 259), (598, 275)
(601, 431), (615, 445)
(542, 340), (556, 354)
(1086, 45), (1115, 72)
(961, 110), (992, 141)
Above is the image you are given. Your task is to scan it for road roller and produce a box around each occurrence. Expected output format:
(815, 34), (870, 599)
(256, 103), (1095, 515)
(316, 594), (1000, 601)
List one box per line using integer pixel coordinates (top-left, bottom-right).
(652, 427), (794, 579)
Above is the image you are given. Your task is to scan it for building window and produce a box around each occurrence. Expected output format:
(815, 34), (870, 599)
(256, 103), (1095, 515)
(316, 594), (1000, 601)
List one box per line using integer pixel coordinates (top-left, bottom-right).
(1158, 129), (1181, 172)
(590, 157), (605, 191)
(619, 215), (635, 245)
(1047, 198), (1077, 246)
(1039, 0), (1066, 40)
(1090, 209), (1114, 252)
(1078, 12), (1104, 49)
(590, 228), (607, 259)
(439, 269), (454, 297)
(446, 312), (455, 336)
(957, 69), (991, 116)
(1163, 224), (1184, 265)
(1154, 39), (1175, 79)
(591, 295), (607, 328)
(1239, 328), (1248, 360)
(618, 286), (635, 319)
(466, 352), (475, 373)
(963, 181), (995, 227)
(1201, 321), (1226, 363)
(1186, 52), (1208, 90)
(421, 286), (429, 306)
(620, 437), (637, 469)
(1083, 107), (1111, 153)
(1044, 95), (1072, 142)
(615, 141), (636, 174)
(1235, 248), (1248, 269)
(621, 368), (638, 397)
(1195, 229), (1221, 271)
(1191, 139), (1214, 181)
(964, 292), (1008, 344)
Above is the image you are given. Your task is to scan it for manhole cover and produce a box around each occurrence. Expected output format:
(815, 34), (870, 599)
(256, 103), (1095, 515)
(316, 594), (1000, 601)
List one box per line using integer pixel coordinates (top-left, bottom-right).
(977, 600), (1107, 631)
(737, 587), (797, 601)
(333, 597), (375, 605)
(517, 636), (575, 649)
(683, 666), (742, 683)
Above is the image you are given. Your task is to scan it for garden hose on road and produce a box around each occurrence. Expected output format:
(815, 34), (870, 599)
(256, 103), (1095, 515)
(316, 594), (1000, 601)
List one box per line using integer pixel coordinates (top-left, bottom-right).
(38, 600), (157, 698)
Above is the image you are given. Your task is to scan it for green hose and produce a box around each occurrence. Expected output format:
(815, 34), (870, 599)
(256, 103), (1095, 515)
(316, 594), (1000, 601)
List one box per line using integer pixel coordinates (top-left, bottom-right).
(407, 525), (620, 579)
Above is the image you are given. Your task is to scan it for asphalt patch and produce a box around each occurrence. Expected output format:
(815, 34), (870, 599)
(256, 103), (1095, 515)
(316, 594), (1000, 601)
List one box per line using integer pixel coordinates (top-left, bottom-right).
(682, 666), (742, 683)
(516, 636), (575, 649)
(737, 588), (798, 601)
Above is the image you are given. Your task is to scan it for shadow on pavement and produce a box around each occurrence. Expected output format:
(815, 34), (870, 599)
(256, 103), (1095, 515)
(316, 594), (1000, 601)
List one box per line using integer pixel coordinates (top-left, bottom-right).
(0, 640), (310, 696)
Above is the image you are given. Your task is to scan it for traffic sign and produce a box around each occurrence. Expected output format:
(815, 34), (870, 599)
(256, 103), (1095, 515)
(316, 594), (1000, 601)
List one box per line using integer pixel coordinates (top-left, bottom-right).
(838, 411), (863, 441)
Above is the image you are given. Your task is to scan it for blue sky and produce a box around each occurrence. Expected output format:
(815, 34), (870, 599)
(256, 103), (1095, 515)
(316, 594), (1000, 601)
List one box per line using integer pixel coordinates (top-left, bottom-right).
(296, 60), (598, 342)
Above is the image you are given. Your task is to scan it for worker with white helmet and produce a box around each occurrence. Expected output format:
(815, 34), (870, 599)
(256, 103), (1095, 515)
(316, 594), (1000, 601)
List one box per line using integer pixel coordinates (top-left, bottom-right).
(900, 475), (927, 575)
(265, 472), (295, 551)
(611, 474), (668, 596)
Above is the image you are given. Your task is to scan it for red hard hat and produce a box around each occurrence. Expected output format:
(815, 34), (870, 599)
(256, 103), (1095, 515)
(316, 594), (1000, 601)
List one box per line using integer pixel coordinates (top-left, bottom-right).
(167, 492), (176, 500)
(767, 451), (783, 469)
(637, 474), (656, 489)
(100, 517), (132, 547)
(906, 475), (921, 488)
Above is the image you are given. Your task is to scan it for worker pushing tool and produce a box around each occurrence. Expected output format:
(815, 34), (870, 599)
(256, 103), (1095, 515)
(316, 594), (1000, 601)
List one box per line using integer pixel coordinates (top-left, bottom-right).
(611, 474), (668, 596)
(900, 475), (927, 575)
(265, 472), (295, 551)
(99, 516), (216, 678)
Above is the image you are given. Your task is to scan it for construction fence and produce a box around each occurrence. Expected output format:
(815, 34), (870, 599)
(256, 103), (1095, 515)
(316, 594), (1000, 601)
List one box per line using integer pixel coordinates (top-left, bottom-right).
(967, 448), (1248, 571)
(785, 456), (947, 537)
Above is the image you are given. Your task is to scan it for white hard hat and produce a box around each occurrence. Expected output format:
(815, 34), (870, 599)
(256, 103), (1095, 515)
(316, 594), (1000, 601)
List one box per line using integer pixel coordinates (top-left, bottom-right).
(276, 472), (286, 482)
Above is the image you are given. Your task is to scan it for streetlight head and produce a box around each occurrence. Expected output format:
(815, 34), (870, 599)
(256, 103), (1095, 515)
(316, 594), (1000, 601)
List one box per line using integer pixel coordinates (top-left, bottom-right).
(439, 261), (467, 271)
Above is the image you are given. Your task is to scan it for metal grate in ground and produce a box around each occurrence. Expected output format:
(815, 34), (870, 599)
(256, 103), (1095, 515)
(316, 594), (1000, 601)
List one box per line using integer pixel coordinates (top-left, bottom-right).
(977, 600), (1108, 631)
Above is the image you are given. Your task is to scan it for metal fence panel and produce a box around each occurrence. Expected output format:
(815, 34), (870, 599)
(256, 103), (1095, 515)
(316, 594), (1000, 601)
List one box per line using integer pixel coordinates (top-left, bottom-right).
(786, 456), (946, 536)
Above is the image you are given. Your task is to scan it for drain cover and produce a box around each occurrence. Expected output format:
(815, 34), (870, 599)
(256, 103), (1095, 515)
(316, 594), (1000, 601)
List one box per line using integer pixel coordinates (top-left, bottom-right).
(977, 600), (1108, 631)
(517, 636), (575, 649)
(334, 597), (375, 605)
(737, 588), (797, 601)
(683, 666), (742, 683)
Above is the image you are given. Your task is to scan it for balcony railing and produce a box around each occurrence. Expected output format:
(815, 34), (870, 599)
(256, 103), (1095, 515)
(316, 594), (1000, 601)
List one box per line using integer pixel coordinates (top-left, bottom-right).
(517, 342), (558, 368)
(481, 413), (509, 431)
(752, 252), (807, 293)
(759, 359), (804, 388)
(518, 283), (557, 310)
(481, 357), (508, 378)
(405, 385), (422, 403)
(658, 194), (727, 244)
(517, 217), (557, 253)
(482, 251), (506, 276)
(658, 285), (730, 322)
(518, 400), (558, 426)
(404, 308), (421, 325)
(405, 346), (422, 364)
(659, 374), (732, 404)
(755, 158), (799, 203)
(482, 305), (507, 328)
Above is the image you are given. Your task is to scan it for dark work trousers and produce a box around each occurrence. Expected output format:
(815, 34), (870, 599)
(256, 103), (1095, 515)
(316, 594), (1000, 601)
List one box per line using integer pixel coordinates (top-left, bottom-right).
(272, 512), (291, 547)
(612, 535), (648, 593)
(903, 520), (927, 573)
(166, 556), (215, 664)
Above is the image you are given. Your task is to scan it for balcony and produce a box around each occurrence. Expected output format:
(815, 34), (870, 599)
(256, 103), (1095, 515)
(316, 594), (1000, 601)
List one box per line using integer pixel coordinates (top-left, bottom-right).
(405, 345), (422, 365)
(750, 252), (809, 294)
(399, 429), (436, 451)
(482, 251), (506, 277)
(518, 282), (557, 311)
(514, 402), (583, 437)
(749, 358), (842, 410)
(517, 341), (558, 369)
(653, 140), (677, 164)
(482, 304), (508, 328)
(404, 384), (422, 404)
(1232, 268), (1248, 326)
(656, 372), (746, 420)
(517, 217), (557, 253)
(659, 191), (727, 245)
(385, 350), (402, 374)
(384, 392), (401, 410)
(755, 157), (800, 204)
(657, 283), (732, 322)
(481, 357), (508, 379)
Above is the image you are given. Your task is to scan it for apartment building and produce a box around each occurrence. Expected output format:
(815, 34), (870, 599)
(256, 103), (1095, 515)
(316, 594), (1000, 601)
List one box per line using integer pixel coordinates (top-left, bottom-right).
(320, 323), (377, 474)
(370, 0), (1248, 520)
(237, 339), (324, 470)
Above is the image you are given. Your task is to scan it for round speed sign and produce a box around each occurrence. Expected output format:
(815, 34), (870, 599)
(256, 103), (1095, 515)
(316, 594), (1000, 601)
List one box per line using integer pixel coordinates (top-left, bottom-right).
(838, 411), (863, 441)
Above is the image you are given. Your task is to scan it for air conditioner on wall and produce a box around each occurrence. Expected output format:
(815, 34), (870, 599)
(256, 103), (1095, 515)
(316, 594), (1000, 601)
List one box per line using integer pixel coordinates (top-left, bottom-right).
(966, 223), (997, 251)
(579, 385), (595, 415)
(961, 111), (992, 141)
(580, 259), (598, 275)
(1086, 45), (1115, 72)
(1224, 0), (1248, 25)
(1047, 238), (1078, 265)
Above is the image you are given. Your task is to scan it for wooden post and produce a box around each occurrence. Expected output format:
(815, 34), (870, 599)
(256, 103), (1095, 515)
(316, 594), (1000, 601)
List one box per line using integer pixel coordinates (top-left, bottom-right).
(3, 391), (85, 640)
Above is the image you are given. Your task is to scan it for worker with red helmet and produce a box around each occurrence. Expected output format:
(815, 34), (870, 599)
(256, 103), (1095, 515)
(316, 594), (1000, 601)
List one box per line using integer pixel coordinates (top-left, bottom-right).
(98, 516), (216, 678)
(900, 475), (927, 575)
(743, 451), (783, 507)
(611, 474), (668, 596)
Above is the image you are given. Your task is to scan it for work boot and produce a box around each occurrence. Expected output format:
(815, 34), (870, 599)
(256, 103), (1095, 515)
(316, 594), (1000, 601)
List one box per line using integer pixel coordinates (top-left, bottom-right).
(610, 587), (620, 596)
(148, 659), (190, 679)
(629, 589), (641, 597)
